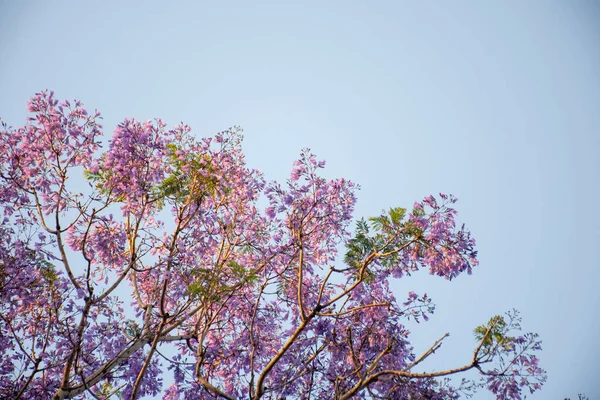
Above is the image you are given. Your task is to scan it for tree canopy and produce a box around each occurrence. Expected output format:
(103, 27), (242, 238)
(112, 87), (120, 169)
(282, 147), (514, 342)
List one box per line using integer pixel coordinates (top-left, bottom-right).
(0, 91), (546, 399)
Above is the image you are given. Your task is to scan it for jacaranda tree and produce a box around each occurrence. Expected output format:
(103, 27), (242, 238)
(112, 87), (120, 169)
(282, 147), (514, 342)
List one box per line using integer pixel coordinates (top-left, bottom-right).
(0, 91), (546, 399)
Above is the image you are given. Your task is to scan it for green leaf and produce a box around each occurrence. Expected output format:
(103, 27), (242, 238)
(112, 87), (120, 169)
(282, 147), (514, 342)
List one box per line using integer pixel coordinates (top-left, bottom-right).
(474, 315), (510, 348)
(412, 206), (425, 217)
(389, 207), (406, 225)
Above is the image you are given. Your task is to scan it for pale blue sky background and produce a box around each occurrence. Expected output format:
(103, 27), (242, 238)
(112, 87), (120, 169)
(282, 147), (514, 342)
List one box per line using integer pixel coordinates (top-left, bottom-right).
(1, 1), (599, 398)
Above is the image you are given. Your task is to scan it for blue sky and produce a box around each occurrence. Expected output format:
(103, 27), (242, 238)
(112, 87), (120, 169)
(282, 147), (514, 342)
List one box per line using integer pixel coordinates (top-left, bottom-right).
(1, 1), (599, 398)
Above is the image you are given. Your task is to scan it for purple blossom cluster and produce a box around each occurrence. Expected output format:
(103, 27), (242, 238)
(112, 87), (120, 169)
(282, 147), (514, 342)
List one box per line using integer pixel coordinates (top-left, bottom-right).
(410, 194), (479, 280)
(0, 92), (546, 399)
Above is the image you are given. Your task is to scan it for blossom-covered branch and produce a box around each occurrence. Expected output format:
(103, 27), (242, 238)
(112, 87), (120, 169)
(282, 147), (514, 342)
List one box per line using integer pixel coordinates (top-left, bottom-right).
(0, 91), (546, 399)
